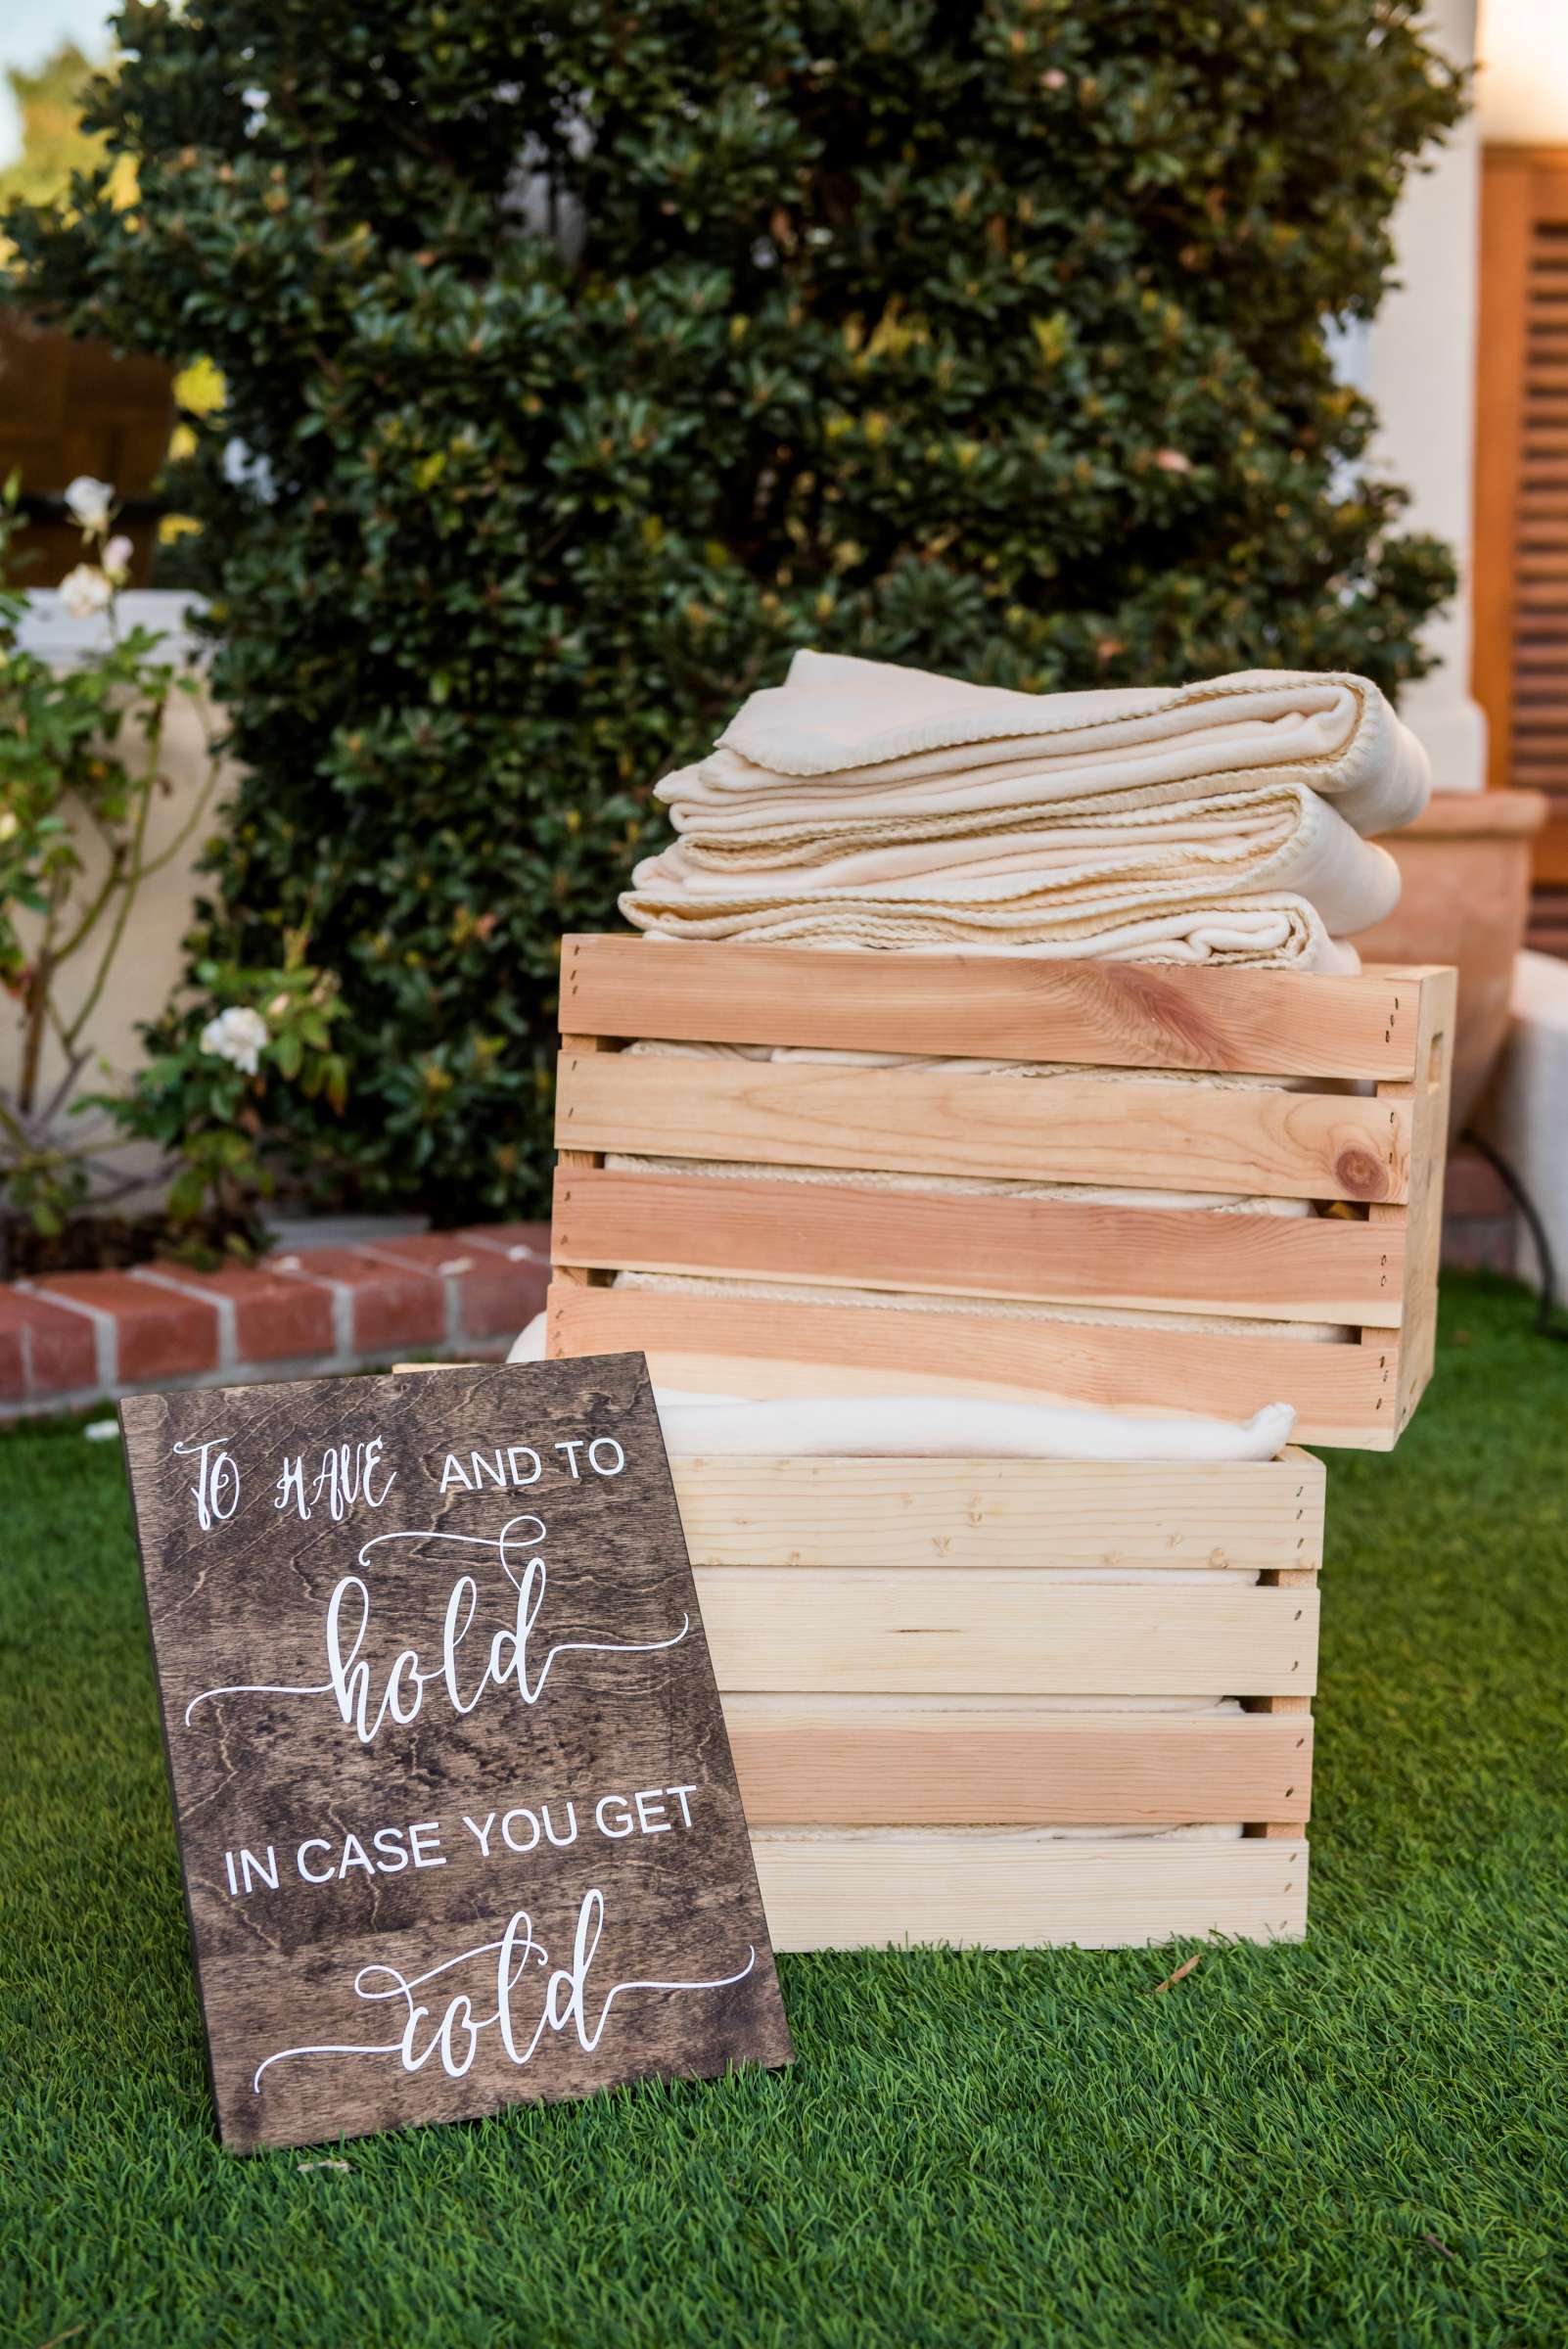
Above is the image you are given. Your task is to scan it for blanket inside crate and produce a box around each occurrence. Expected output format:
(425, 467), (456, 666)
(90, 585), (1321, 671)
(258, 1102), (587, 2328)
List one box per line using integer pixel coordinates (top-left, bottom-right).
(592, 1038), (1357, 1345)
(512, 1318), (1296, 1462)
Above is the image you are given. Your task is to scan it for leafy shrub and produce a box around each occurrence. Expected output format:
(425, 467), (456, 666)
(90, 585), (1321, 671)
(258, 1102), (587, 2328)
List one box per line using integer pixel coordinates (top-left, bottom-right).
(2, 0), (1463, 1220)
(103, 944), (347, 1232)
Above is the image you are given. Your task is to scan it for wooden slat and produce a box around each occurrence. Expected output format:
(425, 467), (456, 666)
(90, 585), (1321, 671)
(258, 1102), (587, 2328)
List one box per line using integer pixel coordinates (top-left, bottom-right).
(1532, 823), (1568, 884)
(752, 1831), (1308, 1949)
(556, 1031), (611, 1178)
(555, 1051), (1410, 1206)
(561, 935), (1429, 1079)
(1527, 881), (1568, 944)
(672, 1451), (1320, 1571)
(553, 1034), (613, 1288)
(554, 1165), (1404, 1324)
(725, 1700), (1312, 1824)
(1380, 965), (1454, 1435)
(547, 1281), (1401, 1448)
(1247, 1569), (1316, 1835)
(669, 1451), (1322, 1572)
(694, 1570), (1317, 1693)
(1477, 152), (1546, 791)
(1478, 148), (1568, 867)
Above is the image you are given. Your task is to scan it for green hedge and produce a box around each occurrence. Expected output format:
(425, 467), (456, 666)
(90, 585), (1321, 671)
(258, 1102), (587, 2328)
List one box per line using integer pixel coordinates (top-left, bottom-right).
(3, 1), (1462, 1221)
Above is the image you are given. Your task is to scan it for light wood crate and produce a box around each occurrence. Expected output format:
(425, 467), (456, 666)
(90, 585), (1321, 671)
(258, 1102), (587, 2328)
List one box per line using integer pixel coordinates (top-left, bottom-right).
(667, 1449), (1321, 1950)
(546, 937), (1453, 1950)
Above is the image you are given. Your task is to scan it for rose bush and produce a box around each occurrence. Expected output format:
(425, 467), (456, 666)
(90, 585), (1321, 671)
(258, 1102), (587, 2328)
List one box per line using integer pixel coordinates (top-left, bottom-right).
(0, 474), (344, 1250)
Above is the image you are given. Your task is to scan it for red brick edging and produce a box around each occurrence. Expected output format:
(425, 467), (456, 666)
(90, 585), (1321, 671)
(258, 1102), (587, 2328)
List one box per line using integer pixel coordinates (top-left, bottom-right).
(0, 1224), (549, 1418)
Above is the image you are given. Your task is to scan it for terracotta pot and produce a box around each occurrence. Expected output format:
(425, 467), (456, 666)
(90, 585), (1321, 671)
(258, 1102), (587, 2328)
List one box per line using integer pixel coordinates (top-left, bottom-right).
(1357, 790), (1546, 1133)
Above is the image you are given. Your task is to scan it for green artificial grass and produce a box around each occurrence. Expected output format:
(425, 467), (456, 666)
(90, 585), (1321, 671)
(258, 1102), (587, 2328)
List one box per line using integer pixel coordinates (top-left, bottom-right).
(4, 1270), (1567, 2348)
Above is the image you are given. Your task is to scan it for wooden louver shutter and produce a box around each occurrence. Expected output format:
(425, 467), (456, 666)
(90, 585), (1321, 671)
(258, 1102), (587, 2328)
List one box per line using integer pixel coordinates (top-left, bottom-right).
(1475, 148), (1568, 948)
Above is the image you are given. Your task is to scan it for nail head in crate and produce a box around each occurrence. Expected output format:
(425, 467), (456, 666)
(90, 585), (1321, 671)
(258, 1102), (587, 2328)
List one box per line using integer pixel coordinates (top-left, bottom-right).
(545, 937), (1455, 1952)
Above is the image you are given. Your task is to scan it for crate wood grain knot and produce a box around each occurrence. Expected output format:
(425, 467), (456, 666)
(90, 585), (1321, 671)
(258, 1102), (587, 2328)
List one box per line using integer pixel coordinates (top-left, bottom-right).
(540, 938), (1451, 1952)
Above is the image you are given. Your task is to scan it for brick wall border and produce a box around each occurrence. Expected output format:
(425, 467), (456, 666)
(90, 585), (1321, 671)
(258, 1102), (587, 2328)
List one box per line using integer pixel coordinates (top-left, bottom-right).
(0, 1224), (548, 1419)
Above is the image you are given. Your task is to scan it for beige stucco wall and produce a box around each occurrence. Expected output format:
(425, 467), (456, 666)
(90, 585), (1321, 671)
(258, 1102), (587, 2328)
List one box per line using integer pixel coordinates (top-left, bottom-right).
(1370, 0), (1568, 793)
(1361, 0), (1487, 792)
(3, 594), (236, 1115)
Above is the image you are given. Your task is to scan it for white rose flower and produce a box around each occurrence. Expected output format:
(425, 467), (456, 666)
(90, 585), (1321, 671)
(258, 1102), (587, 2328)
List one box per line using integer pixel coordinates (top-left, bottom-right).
(64, 476), (115, 531)
(58, 564), (115, 622)
(200, 1005), (269, 1077)
(103, 533), (134, 581)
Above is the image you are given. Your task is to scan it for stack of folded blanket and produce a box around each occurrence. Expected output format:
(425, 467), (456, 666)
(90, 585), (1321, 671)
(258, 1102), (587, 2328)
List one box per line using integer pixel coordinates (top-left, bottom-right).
(622, 652), (1429, 970)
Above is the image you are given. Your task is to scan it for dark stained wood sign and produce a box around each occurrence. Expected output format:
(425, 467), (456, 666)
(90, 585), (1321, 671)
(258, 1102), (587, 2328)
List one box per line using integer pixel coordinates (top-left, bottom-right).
(119, 1353), (793, 2153)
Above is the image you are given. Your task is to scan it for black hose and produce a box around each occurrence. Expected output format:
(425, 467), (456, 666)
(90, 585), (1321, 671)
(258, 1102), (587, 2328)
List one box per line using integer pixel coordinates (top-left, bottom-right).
(1457, 1127), (1568, 1341)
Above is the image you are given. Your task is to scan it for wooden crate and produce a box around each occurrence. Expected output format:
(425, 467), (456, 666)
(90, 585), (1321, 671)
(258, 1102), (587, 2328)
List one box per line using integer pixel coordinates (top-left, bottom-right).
(667, 1448), (1319, 1950)
(549, 937), (1454, 1450)
(545, 936), (1453, 1949)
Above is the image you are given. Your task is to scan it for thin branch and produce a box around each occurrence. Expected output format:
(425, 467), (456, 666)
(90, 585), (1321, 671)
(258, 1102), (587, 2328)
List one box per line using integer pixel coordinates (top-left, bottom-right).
(0, 1131), (152, 1172)
(52, 839), (128, 964)
(80, 1161), (168, 1207)
(16, 873), (67, 1117)
(38, 1042), (93, 1128)
(62, 718), (161, 1051)
(139, 748), (225, 878)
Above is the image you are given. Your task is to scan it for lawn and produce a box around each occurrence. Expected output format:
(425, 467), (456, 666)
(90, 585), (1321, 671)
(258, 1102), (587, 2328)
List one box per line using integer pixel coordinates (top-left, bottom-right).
(4, 1270), (1566, 2349)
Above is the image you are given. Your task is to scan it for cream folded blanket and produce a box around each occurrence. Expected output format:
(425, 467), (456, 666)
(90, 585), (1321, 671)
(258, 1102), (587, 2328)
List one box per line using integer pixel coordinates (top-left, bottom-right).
(620, 879), (1362, 970)
(605, 1152), (1314, 1216)
(695, 651), (1429, 836)
(644, 779), (1398, 935)
(650, 1386), (1295, 1464)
